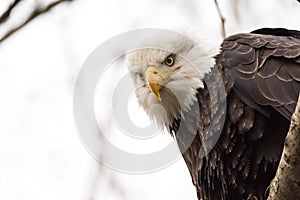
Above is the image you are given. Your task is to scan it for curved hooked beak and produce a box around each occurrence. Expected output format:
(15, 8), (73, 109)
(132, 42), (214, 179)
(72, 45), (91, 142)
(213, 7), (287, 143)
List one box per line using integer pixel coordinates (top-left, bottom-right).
(145, 66), (179, 101)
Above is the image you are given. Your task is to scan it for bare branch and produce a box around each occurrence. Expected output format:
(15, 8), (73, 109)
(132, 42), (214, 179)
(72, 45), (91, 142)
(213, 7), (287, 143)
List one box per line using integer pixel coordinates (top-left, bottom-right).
(268, 95), (300, 199)
(0, 0), (74, 44)
(213, 0), (226, 39)
(0, 0), (23, 24)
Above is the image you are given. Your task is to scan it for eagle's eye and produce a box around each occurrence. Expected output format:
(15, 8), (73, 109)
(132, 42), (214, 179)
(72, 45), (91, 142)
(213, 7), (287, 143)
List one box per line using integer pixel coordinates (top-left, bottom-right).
(164, 54), (176, 66)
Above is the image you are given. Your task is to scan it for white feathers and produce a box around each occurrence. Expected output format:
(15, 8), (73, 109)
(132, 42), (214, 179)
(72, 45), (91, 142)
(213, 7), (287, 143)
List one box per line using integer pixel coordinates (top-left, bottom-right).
(126, 28), (219, 128)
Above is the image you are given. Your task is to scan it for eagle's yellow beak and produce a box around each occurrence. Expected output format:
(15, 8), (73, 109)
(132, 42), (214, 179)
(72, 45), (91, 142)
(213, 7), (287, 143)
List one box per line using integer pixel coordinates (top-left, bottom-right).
(145, 66), (163, 101)
(145, 66), (180, 101)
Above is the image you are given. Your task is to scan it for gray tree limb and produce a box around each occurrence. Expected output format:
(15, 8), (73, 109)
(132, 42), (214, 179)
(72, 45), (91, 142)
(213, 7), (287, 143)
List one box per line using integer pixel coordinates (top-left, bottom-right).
(0, 0), (74, 44)
(213, 0), (226, 39)
(268, 95), (300, 199)
(0, 0), (23, 24)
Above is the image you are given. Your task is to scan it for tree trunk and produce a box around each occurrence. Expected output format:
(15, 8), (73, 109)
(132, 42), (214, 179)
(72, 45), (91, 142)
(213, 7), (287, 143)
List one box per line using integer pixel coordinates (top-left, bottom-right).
(268, 95), (300, 199)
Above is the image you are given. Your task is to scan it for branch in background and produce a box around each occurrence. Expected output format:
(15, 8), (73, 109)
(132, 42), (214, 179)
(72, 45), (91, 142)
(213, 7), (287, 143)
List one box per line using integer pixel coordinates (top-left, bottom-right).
(231, 0), (240, 24)
(0, 0), (23, 24)
(86, 129), (126, 200)
(213, 0), (226, 39)
(268, 95), (300, 199)
(0, 0), (74, 44)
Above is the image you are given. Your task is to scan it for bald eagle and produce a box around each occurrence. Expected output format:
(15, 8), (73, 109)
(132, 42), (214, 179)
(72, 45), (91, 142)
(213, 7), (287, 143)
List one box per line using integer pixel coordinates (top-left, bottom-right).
(126, 28), (300, 200)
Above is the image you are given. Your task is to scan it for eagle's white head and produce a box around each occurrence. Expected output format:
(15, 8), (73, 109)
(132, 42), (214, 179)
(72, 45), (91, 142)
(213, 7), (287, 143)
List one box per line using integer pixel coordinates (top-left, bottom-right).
(126, 30), (218, 129)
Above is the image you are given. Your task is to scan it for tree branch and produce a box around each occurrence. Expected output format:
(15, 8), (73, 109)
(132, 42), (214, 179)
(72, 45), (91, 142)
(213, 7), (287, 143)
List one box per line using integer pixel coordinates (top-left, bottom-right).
(0, 0), (74, 44)
(213, 0), (226, 39)
(0, 0), (23, 24)
(268, 95), (300, 199)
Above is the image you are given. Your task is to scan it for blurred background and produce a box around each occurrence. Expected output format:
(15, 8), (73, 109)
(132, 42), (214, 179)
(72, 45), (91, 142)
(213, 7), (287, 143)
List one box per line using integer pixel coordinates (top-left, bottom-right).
(0, 0), (299, 199)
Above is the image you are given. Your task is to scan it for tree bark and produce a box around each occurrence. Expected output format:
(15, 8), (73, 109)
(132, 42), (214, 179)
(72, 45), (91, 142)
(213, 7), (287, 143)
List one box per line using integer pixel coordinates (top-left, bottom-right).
(268, 95), (300, 199)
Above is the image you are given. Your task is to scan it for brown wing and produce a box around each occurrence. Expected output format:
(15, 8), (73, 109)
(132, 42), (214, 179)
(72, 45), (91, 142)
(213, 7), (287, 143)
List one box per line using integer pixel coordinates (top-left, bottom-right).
(173, 28), (300, 200)
(216, 28), (300, 120)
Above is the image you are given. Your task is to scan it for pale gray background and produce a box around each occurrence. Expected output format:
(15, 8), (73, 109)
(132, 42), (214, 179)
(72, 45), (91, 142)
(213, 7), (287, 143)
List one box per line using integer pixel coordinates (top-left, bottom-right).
(0, 0), (299, 200)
